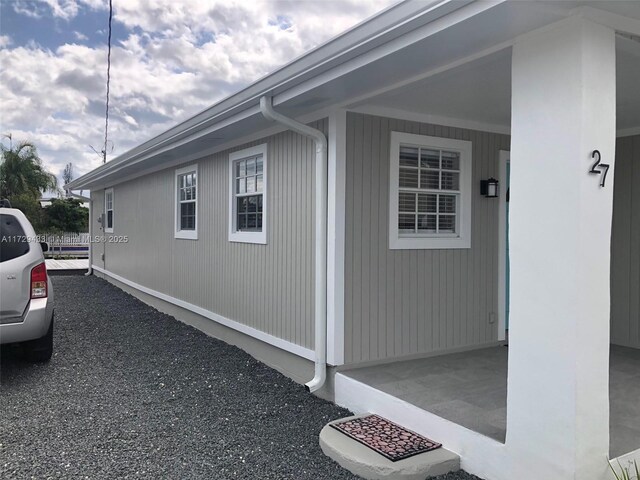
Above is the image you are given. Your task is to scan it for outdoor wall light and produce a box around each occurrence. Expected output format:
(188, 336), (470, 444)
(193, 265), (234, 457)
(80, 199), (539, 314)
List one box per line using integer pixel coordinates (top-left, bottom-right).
(481, 178), (499, 198)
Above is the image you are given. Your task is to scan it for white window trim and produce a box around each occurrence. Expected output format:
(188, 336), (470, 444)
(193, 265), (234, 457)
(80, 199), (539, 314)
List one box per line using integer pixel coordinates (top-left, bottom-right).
(228, 144), (268, 245)
(389, 132), (472, 250)
(174, 164), (198, 240)
(104, 188), (114, 233)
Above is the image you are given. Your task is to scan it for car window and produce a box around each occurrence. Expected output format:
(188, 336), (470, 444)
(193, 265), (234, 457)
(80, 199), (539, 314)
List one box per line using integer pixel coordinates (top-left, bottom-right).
(0, 214), (30, 262)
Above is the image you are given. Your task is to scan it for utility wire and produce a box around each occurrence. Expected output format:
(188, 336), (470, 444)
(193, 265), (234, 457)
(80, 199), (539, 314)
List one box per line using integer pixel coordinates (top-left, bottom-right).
(102, 0), (113, 164)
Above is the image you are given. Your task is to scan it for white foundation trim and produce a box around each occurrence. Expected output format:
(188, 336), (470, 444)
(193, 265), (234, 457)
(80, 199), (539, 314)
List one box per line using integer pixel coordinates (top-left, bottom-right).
(497, 150), (510, 341)
(91, 265), (315, 361)
(327, 109), (347, 366)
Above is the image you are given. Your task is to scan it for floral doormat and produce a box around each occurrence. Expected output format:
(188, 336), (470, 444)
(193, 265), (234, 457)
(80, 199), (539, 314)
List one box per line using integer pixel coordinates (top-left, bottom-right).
(330, 414), (442, 462)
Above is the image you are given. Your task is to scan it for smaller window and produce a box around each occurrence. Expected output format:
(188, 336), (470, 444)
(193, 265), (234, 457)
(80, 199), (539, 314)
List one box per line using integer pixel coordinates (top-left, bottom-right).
(389, 132), (472, 250)
(104, 188), (114, 233)
(175, 165), (198, 240)
(229, 144), (267, 244)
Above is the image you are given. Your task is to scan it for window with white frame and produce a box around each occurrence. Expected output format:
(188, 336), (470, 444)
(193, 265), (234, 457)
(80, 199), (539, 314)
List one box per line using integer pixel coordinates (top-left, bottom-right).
(175, 165), (198, 240)
(229, 144), (267, 244)
(389, 132), (472, 250)
(104, 188), (114, 233)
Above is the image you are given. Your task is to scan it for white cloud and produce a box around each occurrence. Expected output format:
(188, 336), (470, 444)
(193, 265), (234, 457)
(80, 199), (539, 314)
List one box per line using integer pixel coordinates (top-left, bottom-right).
(2, 0), (398, 183)
(0, 35), (12, 48)
(11, 0), (104, 20)
(73, 31), (88, 41)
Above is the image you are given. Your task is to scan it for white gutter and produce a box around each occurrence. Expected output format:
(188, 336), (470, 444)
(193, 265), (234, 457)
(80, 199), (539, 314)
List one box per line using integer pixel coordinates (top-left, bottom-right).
(259, 96), (328, 393)
(69, 192), (93, 276)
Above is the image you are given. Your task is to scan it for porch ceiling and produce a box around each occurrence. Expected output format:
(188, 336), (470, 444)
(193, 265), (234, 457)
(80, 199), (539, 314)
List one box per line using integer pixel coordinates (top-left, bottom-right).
(353, 36), (640, 135)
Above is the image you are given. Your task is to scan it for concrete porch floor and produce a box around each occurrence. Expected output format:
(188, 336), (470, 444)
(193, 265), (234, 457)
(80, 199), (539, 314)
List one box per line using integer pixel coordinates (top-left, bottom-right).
(341, 345), (640, 458)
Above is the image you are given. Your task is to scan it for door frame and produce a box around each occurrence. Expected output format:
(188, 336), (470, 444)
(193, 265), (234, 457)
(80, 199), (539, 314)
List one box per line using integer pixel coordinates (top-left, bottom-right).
(498, 149), (510, 341)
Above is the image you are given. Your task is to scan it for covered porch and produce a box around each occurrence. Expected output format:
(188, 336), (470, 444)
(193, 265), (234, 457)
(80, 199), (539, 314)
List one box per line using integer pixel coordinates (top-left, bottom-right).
(332, 5), (640, 480)
(338, 345), (640, 458)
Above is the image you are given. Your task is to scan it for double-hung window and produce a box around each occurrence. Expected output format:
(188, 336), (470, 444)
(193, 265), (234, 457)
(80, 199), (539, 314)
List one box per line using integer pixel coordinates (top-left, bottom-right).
(389, 132), (472, 249)
(104, 188), (114, 233)
(175, 165), (198, 240)
(229, 144), (267, 244)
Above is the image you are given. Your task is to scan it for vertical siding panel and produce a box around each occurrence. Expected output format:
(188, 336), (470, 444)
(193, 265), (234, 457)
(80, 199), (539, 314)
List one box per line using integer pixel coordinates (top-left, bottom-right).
(344, 113), (357, 363)
(382, 119), (399, 357)
(294, 132), (302, 345)
(377, 116), (388, 359)
(286, 132), (294, 343)
(369, 115), (381, 360)
(361, 114), (373, 360)
(344, 113), (511, 363)
(353, 114), (364, 361)
(611, 137), (632, 345)
(100, 124), (321, 352)
(630, 136), (640, 347)
(629, 135), (640, 348)
(393, 119), (405, 357)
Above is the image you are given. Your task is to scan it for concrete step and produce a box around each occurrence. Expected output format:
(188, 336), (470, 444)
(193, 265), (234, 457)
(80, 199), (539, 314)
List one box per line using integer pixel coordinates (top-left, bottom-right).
(320, 415), (460, 480)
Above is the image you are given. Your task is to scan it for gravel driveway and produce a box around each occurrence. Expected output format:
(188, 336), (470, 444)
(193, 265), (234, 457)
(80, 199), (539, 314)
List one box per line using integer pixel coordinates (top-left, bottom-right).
(0, 275), (481, 480)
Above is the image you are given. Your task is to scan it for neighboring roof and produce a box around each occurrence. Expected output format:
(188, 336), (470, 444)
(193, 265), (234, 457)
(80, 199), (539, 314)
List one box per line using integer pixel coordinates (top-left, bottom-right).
(67, 0), (640, 190)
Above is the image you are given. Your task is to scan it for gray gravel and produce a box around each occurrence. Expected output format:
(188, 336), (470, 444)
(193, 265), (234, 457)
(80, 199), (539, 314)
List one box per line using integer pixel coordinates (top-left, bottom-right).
(0, 275), (483, 480)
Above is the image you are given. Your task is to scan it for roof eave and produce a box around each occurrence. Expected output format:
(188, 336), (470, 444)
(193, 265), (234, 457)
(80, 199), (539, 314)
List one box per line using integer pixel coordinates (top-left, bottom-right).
(67, 0), (484, 191)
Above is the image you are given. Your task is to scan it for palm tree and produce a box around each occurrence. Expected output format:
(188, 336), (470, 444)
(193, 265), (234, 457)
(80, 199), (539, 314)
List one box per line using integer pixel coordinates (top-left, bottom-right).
(0, 141), (59, 199)
(62, 162), (73, 197)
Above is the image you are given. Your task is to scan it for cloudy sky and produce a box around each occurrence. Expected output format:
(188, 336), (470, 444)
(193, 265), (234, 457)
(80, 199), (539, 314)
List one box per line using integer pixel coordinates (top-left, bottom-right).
(0, 0), (396, 187)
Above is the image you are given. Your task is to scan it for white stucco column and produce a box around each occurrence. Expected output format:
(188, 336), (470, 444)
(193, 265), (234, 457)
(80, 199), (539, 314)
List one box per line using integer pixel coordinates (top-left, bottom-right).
(506, 16), (616, 480)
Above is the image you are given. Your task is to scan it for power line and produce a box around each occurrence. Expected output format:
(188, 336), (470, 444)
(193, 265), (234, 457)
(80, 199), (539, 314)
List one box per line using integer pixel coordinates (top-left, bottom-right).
(102, 0), (113, 164)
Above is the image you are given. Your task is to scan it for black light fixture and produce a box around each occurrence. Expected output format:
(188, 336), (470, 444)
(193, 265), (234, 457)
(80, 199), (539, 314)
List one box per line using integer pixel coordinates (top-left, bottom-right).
(481, 178), (499, 198)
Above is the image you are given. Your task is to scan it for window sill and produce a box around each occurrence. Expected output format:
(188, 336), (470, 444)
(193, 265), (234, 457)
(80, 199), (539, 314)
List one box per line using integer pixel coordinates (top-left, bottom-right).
(389, 235), (470, 250)
(229, 231), (266, 245)
(175, 230), (198, 240)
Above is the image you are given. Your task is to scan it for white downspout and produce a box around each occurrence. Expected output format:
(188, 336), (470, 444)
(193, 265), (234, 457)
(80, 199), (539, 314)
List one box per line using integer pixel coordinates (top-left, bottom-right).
(259, 96), (328, 393)
(69, 192), (93, 276)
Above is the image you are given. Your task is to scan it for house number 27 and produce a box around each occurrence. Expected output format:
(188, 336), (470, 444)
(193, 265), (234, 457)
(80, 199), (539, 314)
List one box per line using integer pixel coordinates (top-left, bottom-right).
(589, 150), (610, 187)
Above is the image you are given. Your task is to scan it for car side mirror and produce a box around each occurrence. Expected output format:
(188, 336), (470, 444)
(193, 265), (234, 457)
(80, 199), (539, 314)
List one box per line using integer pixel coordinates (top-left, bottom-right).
(40, 242), (49, 253)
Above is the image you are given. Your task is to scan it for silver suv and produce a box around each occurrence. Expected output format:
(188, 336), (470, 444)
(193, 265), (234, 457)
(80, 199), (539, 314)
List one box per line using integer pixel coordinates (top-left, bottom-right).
(0, 207), (54, 361)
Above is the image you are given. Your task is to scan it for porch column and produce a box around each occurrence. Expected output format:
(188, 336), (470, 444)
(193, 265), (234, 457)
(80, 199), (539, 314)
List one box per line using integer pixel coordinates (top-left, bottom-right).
(507, 16), (616, 479)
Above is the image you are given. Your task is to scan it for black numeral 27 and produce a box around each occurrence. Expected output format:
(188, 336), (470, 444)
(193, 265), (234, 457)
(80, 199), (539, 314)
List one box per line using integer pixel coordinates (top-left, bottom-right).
(590, 150), (610, 187)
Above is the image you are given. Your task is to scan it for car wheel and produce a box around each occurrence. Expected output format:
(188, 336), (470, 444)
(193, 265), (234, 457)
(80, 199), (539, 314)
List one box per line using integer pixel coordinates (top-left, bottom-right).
(23, 316), (53, 362)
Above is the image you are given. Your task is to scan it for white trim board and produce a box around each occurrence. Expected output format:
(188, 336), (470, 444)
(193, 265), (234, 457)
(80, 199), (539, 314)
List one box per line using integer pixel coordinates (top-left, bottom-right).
(91, 265), (315, 361)
(327, 109), (347, 366)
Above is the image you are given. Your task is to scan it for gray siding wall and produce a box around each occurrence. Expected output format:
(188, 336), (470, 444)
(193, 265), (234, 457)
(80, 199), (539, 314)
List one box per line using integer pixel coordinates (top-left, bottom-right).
(90, 120), (326, 351)
(611, 134), (640, 348)
(344, 112), (511, 364)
